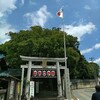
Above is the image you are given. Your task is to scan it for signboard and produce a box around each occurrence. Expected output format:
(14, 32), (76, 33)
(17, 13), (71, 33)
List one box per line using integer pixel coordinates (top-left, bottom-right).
(32, 68), (56, 78)
(30, 81), (35, 97)
(36, 82), (39, 93)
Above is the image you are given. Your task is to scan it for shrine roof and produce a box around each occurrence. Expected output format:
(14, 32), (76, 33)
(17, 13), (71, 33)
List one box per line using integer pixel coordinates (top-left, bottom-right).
(0, 69), (21, 81)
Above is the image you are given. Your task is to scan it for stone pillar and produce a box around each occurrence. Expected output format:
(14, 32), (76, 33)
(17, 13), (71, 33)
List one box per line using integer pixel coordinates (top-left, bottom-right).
(25, 61), (32, 99)
(20, 68), (24, 100)
(9, 80), (15, 99)
(6, 80), (10, 100)
(64, 68), (71, 99)
(56, 61), (62, 97)
(62, 76), (65, 96)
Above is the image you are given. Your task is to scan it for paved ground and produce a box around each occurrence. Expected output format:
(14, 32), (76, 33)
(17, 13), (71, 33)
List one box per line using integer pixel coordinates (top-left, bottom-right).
(72, 88), (95, 100)
(33, 88), (95, 100)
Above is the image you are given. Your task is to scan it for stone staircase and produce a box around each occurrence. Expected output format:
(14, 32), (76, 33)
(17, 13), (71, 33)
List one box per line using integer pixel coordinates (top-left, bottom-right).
(34, 97), (65, 100)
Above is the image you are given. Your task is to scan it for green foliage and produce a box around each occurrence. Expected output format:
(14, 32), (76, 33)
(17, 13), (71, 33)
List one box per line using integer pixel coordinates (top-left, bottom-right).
(66, 47), (80, 79)
(87, 62), (99, 78)
(0, 26), (99, 79)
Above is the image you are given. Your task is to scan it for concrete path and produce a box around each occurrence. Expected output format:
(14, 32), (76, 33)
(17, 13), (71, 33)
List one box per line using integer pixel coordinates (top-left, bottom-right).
(72, 88), (95, 100)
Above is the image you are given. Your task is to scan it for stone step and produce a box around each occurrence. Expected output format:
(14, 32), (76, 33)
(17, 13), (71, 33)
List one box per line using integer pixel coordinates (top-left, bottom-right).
(34, 97), (65, 100)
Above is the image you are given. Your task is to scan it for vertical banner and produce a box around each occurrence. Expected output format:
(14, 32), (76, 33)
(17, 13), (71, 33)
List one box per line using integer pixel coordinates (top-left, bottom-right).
(30, 81), (35, 98)
(17, 82), (20, 94)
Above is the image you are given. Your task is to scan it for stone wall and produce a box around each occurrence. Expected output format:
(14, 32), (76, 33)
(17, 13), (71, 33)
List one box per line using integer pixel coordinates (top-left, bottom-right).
(71, 79), (97, 89)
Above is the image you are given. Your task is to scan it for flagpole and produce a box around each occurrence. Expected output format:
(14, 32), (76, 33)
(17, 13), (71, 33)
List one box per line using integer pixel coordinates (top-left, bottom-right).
(62, 9), (71, 100)
(62, 20), (67, 68)
(56, 7), (67, 66)
(57, 7), (71, 99)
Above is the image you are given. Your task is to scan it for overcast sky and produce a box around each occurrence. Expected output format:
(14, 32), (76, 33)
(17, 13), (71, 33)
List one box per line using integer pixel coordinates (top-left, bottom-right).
(0, 0), (100, 65)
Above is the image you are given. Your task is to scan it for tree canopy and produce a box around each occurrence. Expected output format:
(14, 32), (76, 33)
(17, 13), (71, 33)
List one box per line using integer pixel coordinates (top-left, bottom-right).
(0, 26), (99, 79)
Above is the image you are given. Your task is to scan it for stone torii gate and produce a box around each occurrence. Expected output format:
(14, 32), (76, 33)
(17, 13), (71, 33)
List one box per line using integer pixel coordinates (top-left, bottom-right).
(20, 55), (71, 100)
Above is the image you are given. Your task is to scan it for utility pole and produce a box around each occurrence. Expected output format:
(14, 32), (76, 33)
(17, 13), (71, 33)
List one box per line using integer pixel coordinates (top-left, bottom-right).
(89, 57), (97, 85)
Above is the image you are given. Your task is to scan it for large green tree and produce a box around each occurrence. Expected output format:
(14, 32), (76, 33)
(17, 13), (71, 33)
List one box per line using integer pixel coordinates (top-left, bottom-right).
(0, 26), (99, 79)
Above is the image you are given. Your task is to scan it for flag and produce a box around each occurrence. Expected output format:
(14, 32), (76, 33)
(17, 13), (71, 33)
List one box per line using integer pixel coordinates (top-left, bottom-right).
(57, 8), (63, 18)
